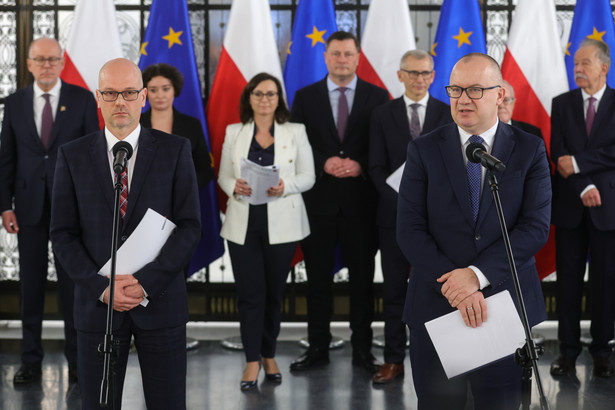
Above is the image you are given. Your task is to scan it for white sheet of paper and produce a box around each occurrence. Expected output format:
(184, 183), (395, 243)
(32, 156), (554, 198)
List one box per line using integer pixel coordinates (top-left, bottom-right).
(99, 208), (176, 306)
(386, 162), (405, 193)
(424, 290), (526, 379)
(240, 157), (280, 205)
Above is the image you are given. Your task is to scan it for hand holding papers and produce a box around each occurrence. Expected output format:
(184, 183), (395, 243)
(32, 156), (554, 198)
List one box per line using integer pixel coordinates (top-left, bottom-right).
(240, 157), (280, 205)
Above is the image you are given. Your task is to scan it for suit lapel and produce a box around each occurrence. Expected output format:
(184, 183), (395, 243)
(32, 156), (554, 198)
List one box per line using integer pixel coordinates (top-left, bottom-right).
(125, 129), (157, 224)
(22, 86), (41, 147)
(391, 97), (412, 141)
(49, 83), (69, 148)
(589, 86), (614, 143)
(90, 131), (115, 213)
(234, 122), (255, 176)
(314, 79), (338, 141)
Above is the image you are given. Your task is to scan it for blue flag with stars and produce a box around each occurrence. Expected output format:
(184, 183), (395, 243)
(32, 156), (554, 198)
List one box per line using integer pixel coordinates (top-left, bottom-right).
(283, 0), (337, 108)
(429, 0), (487, 103)
(565, 0), (615, 89)
(139, 0), (223, 275)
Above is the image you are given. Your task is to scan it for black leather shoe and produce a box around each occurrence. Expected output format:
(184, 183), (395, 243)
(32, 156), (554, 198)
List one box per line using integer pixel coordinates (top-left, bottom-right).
(290, 349), (329, 371)
(593, 356), (615, 378)
(13, 363), (42, 384)
(352, 351), (382, 374)
(550, 356), (575, 376)
(240, 379), (258, 391)
(265, 372), (282, 383)
(68, 362), (78, 383)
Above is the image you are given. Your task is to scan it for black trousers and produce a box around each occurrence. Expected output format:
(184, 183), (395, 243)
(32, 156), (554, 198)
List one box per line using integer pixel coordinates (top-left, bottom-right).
(555, 211), (615, 359)
(379, 226), (410, 364)
(18, 192), (76, 365)
(301, 213), (377, 353)
(227, 205), (297, 362)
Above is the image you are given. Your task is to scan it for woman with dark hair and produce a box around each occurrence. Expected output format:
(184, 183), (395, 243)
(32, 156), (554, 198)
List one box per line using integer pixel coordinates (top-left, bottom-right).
(141, 63), (213, 188)
(218, 72), (315, 390)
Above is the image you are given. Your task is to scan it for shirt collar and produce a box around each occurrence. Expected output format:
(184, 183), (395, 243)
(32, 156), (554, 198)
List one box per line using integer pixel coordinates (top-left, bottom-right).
(327, 75), (357, 93)
(33, 79), (61, 99)
(105, 124), (141, 154)
(581, 84), (607, 102)
(458, 119), (499, 150)
(403, 92), (430, 107)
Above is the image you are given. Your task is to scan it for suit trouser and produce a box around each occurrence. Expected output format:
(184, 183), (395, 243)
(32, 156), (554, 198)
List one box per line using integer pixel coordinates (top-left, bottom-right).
(301, 213), (377, 353)
(227, 205), (297, 362)
(77, 317), (186, 410)
(379, 226), (410, 364)
(555, 212), (615, 359)
(17, 193), (76, 364)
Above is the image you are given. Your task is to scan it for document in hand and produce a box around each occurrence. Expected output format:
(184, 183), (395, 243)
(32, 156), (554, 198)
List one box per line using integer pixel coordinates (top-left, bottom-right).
(386, 162), (405, 193)
(424, 290), (526, 378)
(240, 157), (280, 205)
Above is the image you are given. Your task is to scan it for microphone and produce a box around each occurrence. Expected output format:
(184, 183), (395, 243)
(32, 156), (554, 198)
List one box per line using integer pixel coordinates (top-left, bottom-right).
(112, 141), (133, 174)
(465, 142), (506, 172)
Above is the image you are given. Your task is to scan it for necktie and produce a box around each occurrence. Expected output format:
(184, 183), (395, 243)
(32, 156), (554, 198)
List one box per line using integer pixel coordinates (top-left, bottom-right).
(410, 103), (421, 139)
(467, 135), (484, 223)
(119, 169), (128, 219)
(41, 93), (53, 149)
(337, 87), (349, 141)
(586, 96), (596, 137)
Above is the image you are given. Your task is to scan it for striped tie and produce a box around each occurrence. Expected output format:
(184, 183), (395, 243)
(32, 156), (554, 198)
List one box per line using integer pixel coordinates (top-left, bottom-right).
(467, 135), (484, 223)
(119, 169), (128, 219)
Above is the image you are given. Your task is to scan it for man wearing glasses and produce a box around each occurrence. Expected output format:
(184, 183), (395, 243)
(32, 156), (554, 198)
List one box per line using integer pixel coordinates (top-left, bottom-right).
(0, 37), (98, 384)
(397, 53), (550, 409)
(369, 49), (452, 384)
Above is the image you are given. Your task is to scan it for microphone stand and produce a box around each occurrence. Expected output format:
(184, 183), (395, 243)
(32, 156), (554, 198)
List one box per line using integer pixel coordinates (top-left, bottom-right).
(486, 170), (550, 410)
(98, 169), (124, 409)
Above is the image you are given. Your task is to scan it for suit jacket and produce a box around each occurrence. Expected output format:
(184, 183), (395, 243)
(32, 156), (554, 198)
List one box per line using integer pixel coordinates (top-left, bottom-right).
(397, 122), (550, 328)
(369, 95), (452, 228)
(290, 76), (389, 217)
(0, 81), (99, 225)
(511, 120), (542, 138)
(550, 86), (615, 230)
(217, 121), (315, 245)
(50, 128), (201, 332)
(141, 108), (214, 189)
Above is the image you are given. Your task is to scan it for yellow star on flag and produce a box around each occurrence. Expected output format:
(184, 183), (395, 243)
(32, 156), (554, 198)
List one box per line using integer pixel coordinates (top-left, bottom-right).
(306, 26), (326, 47)
(565, 42), (571, 56)
(140, 42), (148, 56)
(163, 27), (183, 49)
(587, 27), (606, 42)
(452, 27), (472, 48)
(287, 41), (292, 55)
(430, 43), (438, 57)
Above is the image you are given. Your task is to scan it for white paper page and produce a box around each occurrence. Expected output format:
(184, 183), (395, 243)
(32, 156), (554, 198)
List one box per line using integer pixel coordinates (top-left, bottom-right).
(424, 290), (526, 379)
(386, 162), (405, 193)
(240, 157), (280, 205)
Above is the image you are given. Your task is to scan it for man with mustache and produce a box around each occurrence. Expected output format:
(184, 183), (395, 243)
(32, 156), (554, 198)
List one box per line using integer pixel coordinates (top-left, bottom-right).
(550, 38), (615, 378)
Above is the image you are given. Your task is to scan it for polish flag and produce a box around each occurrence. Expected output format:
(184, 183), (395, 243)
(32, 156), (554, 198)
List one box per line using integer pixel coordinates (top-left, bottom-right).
(207, 0), (284, 209)
(357, 0), (416, 98)
(61, 0), (123, 127)
(501, 0), (568, 279)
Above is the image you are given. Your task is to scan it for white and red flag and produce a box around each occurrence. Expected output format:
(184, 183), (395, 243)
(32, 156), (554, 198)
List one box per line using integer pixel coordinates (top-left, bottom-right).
(356, 0), (416, 98)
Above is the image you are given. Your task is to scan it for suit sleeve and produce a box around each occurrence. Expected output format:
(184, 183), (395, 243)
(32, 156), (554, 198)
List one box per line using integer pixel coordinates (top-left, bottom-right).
(0, 97), (17, 211)
(82, 91), (101, 134)
(369, 107), (398, 205)
(282, 123), (315, 195)
(356, 88), (389, 173)
(186, 117), (214, 189)
(291, 91), (327, 177)
(217, 124), (239, 197)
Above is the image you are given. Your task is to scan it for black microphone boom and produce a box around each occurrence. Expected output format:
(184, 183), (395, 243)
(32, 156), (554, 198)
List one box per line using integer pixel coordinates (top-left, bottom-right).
(112, 141), (133, 174)
(466, 142), (506, 172)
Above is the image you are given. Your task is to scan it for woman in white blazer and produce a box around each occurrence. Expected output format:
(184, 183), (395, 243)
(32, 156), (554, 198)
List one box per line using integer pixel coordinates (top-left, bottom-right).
(218, 73), (315, 390)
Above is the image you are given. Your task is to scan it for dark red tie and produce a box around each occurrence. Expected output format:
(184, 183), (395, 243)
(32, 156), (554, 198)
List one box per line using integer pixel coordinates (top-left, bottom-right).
(586, 96), (596, 137)
(337, 87), (348, 141)
(119, 169), (128, 219)
(410, 103), (421, 139)
(41, 93), (53, 149)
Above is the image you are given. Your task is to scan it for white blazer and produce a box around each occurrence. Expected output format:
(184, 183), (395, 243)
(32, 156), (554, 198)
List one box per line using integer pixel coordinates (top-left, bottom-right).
(218, 121), (315, 245)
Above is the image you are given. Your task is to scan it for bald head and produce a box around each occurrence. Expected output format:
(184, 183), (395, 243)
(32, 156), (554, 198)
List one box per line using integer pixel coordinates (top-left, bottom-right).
(28, 37), (62, 58)
(99, 58), (143, 89)
(452, 53), (503, 85)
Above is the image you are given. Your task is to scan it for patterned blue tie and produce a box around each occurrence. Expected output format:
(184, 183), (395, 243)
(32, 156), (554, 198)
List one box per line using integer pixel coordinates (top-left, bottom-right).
(467, 135), (484, 222)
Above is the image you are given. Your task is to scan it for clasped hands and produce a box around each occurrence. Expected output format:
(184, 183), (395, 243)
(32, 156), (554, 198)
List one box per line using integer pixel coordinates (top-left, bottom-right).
(103, 274), (145, 312)
(234, 178), (285, 197)
(437, 268), (488, 328)
(324, 156), (361, 178)
(557, 155), (602, 207)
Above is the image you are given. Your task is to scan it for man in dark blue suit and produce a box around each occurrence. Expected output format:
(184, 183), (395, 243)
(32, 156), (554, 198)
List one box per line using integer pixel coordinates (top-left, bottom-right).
(0, 37), (99, 384)
(550, 38), (615, 379)
(50, 59), (201, 410)
(369, 49), (452, 384)
(397, 53), (550, 409)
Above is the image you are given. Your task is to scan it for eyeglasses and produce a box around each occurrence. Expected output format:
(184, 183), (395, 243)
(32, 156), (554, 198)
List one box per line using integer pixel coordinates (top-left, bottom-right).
(28, 57), (62, 66)
(400, 69), (433, 79)
(445, 85), (501, 100)
(98, 88), (144, 102)
(501, 97), (516, 105)
(251, 91), (278, 100)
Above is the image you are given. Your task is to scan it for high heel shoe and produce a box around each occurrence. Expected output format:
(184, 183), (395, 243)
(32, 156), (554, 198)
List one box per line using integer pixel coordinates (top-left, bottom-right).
(240, 362), (260, 391)
(262, 358), (282, 383)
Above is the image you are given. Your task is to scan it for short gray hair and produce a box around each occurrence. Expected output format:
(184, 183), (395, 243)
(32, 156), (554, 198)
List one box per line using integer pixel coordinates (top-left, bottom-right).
(400, 49), (433, 70)
(579, 38), (611, 70)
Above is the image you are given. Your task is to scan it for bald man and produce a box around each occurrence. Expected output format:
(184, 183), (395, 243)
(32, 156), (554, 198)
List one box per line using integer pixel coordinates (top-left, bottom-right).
(397, 53), (550, 409)
(0, 37), (99, 384)
(50, 58), (201, 409)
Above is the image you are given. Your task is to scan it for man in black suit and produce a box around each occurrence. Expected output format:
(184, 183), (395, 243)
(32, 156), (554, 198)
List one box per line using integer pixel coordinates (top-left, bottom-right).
(0, 37), (99, 384)
(50, 58), (201, 409)
(289, 31), (389, 373)
(550, 38), (615, 379)
(369, 49), (452, 384)
(498, 80), (543, 138)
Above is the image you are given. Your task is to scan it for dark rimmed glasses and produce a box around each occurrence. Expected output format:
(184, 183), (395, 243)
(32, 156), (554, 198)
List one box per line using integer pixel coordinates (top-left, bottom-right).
(399, 69), (433, 79)
(445, 85), (501, 100)
(98, 88), (144, 102)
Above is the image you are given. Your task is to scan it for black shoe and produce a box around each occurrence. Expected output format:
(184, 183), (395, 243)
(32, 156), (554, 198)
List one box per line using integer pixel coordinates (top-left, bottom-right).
(550, 356), (575, 377)
(265, 372), (282, 383)
(13, 363), (42, 384)
(290, 349), (329, 371)
(240, 379), (258, 391)
(68, 362), (78, 383)
(593, 356), (614, 378)
(352, 351), (382, 374)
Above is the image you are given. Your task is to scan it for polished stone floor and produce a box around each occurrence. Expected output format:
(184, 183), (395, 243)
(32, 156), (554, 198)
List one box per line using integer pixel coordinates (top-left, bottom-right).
(1, 335), (614, 409)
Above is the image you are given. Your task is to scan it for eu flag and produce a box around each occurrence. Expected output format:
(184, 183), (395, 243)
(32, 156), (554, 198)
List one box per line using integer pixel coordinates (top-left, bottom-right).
(429, 0), (487, 103)
(139, 0), (224, 275)
(565, 0), (615, 89)
(283, 0), (337, 108)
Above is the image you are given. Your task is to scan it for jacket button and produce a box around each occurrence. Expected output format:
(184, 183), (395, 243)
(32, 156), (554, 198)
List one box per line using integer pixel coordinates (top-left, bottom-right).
(474, 234), (481, 241)
(339, 150), (344, 155)
(121, 236), (127, 241)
